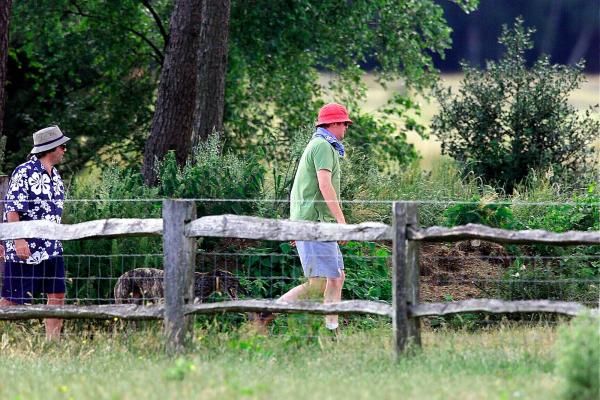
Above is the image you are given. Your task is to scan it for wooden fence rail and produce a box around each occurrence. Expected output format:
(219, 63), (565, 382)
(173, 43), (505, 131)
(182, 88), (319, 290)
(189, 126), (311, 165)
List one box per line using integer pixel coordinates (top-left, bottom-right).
(0, 199), (598, 356)
(2, 215), (598, 245)
(0, 299), (590, 320)
(408, 224), (600, 245)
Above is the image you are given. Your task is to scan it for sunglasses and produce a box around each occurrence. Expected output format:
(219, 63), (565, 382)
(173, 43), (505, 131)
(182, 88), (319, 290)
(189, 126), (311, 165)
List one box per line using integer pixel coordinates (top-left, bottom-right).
(58, 144), (67, 150)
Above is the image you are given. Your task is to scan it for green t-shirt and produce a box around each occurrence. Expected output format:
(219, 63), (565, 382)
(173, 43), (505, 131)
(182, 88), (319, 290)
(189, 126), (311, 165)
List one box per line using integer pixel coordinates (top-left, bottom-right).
(290, 137), (341, 222)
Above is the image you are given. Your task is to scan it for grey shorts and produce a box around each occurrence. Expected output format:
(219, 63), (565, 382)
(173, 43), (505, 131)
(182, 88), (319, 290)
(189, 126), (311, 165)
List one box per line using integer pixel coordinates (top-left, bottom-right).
(296, 241), (344, 278)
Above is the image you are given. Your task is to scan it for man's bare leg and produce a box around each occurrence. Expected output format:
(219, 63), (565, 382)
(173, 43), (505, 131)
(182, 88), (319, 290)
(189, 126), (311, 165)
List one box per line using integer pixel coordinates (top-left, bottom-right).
(253, 278), (326, 333)
(45, 293), (65, 341)
(324, 270), (345, 329)
(279, 278), (326, 303)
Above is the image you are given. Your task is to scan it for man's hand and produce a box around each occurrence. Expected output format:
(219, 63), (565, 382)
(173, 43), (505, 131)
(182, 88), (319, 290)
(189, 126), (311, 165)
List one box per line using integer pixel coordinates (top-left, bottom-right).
(0, 244), (4, 261)
(15, 239), (31, 260)
(6, 212), (31, 260)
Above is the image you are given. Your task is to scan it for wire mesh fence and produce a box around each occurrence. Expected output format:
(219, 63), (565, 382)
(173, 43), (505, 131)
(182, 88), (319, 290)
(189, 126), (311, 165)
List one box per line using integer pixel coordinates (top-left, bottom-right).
(0, 198), (598, 343)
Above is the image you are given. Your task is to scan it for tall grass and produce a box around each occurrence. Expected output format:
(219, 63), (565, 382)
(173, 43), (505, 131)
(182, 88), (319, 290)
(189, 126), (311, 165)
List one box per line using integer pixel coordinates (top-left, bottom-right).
(0, 321), (561, 400)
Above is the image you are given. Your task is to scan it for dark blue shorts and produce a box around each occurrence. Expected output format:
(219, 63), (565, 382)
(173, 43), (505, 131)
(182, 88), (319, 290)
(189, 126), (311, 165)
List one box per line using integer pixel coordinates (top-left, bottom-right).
(1, 258), (66, 304)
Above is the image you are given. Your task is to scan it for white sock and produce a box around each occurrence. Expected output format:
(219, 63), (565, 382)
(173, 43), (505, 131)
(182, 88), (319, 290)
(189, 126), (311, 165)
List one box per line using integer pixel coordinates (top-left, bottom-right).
(326, 322), (339, 330)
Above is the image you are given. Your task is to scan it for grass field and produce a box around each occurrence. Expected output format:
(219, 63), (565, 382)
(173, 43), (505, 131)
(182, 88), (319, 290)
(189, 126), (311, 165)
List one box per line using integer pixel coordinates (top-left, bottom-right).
(0, 320), (564, 400)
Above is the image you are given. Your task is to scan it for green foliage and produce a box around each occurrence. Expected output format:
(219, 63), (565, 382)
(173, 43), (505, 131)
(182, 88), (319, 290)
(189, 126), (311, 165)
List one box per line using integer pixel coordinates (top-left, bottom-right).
(226, 0), (475, 165)
(62, 167), (162, 301)
(443, 196), (516, 229)
(164, 357), (196, 381)
(342, 242), (391, 301)
(429, 312), (483, 331)
(238, 240), (391, 303)
(158, 133), (265, 217)
(5, 0), (477, 173)
(254, 127), (313, 219)
(6, 0), (167, 172)
(492, 186), (599, 304)
(432, 17), (600, 192)
(556, 314), (600, 400)
(239, 242), (303, 299)
(342, 96), (425, 170)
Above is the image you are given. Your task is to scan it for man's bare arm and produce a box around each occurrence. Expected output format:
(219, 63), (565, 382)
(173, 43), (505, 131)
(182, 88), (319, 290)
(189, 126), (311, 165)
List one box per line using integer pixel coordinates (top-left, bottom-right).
(7, 211), (30, 260)
(317, 169), (346, 225)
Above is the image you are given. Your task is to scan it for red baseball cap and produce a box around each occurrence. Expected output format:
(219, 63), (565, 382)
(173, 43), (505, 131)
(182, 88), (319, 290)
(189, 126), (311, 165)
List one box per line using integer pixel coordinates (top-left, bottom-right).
(315, 103), (353, 127)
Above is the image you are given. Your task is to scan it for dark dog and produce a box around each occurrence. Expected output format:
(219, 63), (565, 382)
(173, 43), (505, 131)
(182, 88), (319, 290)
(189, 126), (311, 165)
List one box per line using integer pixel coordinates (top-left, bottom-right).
(113, 267), (244, 304)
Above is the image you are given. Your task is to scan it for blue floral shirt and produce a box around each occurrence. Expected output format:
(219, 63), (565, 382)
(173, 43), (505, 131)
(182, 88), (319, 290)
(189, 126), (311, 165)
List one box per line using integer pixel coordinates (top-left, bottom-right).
(3, 156), (64, 264)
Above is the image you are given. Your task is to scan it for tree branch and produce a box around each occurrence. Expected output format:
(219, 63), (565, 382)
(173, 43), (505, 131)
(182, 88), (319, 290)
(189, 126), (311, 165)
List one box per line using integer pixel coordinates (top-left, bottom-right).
(67, 0), (164, 63)
(141, 0), (168, 47)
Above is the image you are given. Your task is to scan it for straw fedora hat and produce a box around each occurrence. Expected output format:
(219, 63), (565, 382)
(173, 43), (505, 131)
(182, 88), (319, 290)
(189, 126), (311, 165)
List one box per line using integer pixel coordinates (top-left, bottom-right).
(30, 125), (71, 154)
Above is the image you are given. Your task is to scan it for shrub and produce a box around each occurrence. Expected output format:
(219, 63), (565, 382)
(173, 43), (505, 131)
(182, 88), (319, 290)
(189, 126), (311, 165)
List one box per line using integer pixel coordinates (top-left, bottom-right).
(493, 184), (599, 305)
(341, 241), (391, 301)
(159, 133), (265, 217)
(442, 195), (516, 229)
(556, 313), (600, 400)
(432, 18), (599, 192)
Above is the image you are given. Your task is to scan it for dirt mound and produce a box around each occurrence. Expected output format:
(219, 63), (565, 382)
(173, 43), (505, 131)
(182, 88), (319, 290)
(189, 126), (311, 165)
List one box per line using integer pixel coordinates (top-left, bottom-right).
(419, 240), (511, 302)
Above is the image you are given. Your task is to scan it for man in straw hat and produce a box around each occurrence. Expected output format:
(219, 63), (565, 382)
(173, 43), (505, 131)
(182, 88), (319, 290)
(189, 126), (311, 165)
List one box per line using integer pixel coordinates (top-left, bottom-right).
(256, 103), (352, 335)
(0, 125), (69, 340)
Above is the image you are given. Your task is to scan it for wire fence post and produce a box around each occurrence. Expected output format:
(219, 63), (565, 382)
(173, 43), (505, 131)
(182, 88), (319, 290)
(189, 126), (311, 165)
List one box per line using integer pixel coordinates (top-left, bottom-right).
(392, 201), (421, 358)
(163, 199), (197, 353)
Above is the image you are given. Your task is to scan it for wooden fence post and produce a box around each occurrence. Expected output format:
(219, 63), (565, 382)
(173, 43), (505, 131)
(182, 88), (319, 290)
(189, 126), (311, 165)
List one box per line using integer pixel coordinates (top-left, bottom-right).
(163, 199), (197, 353)
(0, 175), (9, 293)
(392, 201), (421, 357)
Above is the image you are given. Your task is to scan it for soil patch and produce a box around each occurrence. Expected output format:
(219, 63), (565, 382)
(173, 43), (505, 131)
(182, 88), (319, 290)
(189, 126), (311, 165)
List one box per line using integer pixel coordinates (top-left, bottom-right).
(419, 240), (511, 302)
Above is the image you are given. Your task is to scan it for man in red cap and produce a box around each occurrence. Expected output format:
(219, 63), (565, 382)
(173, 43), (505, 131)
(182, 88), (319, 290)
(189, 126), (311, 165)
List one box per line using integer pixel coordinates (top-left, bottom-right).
(257, 103), (352, 334)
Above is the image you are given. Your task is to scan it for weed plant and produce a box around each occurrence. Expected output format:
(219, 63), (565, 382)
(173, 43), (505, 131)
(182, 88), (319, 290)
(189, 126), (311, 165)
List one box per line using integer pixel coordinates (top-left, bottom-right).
(556, 313), (600, 400)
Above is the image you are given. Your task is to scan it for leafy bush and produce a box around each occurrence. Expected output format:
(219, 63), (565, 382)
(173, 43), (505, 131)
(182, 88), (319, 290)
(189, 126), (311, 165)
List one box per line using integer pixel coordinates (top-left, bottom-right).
(344, 96), (424, 171)
(556, 313), (600, 400)
(342, 241), (391, 301)
(432, 18), (599, 192)
(238, 242), (303, 299)
(493, 185), (599, 304)
(443, 195), (516, 229)
(159, 133), (265, 217)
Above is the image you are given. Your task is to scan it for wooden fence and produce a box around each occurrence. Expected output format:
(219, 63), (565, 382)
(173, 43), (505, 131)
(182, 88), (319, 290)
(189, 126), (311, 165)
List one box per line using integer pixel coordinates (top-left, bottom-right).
(0, 199), (598, 355)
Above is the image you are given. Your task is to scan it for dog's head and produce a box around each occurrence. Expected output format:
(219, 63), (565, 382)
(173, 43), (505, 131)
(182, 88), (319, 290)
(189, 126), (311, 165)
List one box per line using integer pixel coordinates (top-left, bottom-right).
(193, 269), (247, 302)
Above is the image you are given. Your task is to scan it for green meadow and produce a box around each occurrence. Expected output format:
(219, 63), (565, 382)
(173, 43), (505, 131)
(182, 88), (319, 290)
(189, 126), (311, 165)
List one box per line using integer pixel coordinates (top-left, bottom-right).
(0, 321), (565, 400)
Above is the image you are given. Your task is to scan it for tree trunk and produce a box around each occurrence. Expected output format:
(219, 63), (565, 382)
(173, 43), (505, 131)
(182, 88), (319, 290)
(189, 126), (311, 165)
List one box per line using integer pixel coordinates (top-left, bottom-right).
(142, 0), (202, 186)
(0, 0), (12, 137)
(192, 0), (230, 148)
